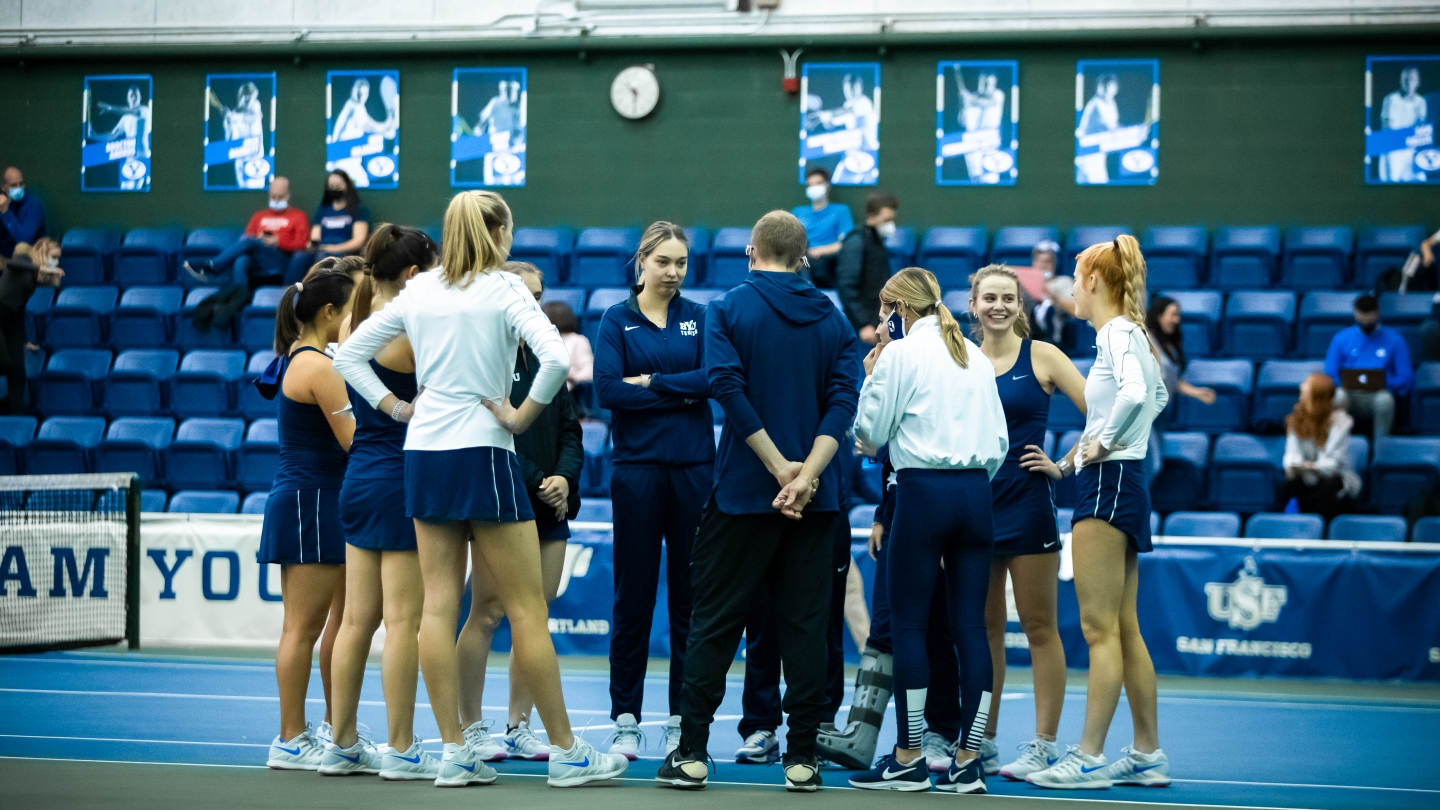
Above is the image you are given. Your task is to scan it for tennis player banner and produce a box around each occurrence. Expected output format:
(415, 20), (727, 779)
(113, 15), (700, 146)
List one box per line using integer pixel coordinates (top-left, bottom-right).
(937, 61), (1018, 186)
(204, 73), (276, 191)
(452, 68), (527, 188)
(1366, 56), (1440, 184)
(326, 70), (400, 188)
(800, 63), (881, 186)
(1074, 59), (1159, 186)
(82, 75), (153, 192)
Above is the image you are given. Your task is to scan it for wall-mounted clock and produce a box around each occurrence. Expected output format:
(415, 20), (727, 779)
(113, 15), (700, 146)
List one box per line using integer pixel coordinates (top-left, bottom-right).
(611, 65), (660, 120)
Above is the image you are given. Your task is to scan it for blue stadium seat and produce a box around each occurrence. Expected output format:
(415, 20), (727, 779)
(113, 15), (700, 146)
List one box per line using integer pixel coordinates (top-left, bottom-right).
(1046, 357), (1093, 432)
(168, 490), (241, 514)
(1141, 226), (1208, 289)
(25, 286), (53, 344)
(1411, 515), (1440, 543)
(509, 227), (573, 281)
(1151, 432), (1210, 513)
(180, 227), (243, 287)
(1349, 435), (1370, 482)
(236, 418), (280, 492)
(164, 418), (245, 490)
(36, 348), (112, 416)
(1222, 291), (1295, 359)
(849, 504), (878, 529)
(174, 287), (237, 351)
(571, 228), (640, 287)
(237, 350), (279, 421)
(1379, 293), (1430, 360)
(582, 288), (630, 347)
(1370, 437), (1440, 514)
(682, 289), (724, 307)
(1251, 360), (1324, 429)
(885, 226), (918, 275)
(1056, 507), (1075, 535)
(1282, 226), (1353, 289)
(0, 415), (38, 475)
(1173, 359), (1254, 433)
(1412, 363), (1440, 435)
(58, 228), (122, 285)
(169, 350), (246, 418)
(1208, 433), (1285, 513)
(238, 287), (284, 353)
(1245, 512), (1323, 540)
(1210, 226), (1281, 290)
(916, 227), (988, 288)
(241, 491), (269, 515)
(1327, 514), (1407, 542)
(541, 288), (587, 317)
(1297, 291), (1360, 358)
(684, 226), (711, 284)
(45, 286), (119, 348)
(580, 421), (610, 497)
(1162, 511), (1241, 538)
(708, 227), (752, 289)
(1159, 290), (1222, 357)
(821, 290), (841, 311)
(574, 498), (613, 523)
(1063, 226), (1131, 274)
(990, 226), (1058, 269)
(93, 417), (175, 485)
(1356, 225), (1425, 290)
(105, 349), (179, 417)
(114, 228), (184, 286)
(141, 489), (169, 512)
(942, 289), (971, 331)
(24, 416), (106, 475)
(110, 286), (182, 349)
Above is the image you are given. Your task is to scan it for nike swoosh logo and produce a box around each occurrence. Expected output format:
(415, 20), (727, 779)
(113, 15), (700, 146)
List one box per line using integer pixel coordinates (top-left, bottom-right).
(393, 754), (421, 763)
(1043, 540), (1058, 549)
(455, 762), (475, 772)
(625, 325), (641, 331)
(1080, 764), (1107, 773)
(1012, 374), (1030, 380)
(1132, 763), (1162, 773)
(338, 752), (360, 763)
(275, 745), (302, 756)
(558, 757), (591, 767)
(836, 565), (847, 572)
(979, 753), (996, 762)
(882, 766), (916, 779)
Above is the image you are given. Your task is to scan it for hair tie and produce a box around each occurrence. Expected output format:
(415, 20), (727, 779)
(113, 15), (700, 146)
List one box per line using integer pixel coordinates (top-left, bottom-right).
(294, 281), (304, 292)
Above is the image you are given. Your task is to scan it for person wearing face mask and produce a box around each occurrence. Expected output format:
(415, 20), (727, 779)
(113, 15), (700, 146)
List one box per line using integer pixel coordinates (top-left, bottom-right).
(837, 193), (899, 344)
(0, 167), (47, 259)
(286, 170), (371, 285)
(791, 167), (854, 288)
(1325, 294), (1414, 444)
(184, 177), (310, 287)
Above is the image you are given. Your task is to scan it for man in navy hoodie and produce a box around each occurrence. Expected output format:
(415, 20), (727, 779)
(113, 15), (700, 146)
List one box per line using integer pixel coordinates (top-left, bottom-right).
(658, 211), (861, 792)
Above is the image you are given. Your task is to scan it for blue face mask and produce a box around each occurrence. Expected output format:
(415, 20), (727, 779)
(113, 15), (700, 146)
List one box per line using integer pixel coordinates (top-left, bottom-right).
(6, 187), (23, 202)
(885, 310), (906, 342)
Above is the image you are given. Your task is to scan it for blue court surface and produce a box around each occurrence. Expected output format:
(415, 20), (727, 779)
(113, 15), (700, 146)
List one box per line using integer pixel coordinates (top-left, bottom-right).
(1, 650), (1437, 810)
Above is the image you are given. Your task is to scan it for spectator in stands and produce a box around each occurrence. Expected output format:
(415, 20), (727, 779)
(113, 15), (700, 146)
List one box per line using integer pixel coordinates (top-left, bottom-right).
(286, 170), (370, 285)
(543, 300), (593, 389)
(184, 176), (310, 287)
(1029, 241), (1071, 344)
(791, 167), (854, 288)
(1283, 372), (1361, 520)
(1325, 294), (1413, 443)
(0, 247), (63, 414)
(836, 192), (898, 343)
(1146, 296), (1216, 428)
(0, 167), (46, 259)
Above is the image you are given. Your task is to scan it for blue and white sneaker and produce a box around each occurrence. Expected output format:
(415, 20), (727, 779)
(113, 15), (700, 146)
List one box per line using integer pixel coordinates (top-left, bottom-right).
(315, 721), (333, 747)
(380, 736), (441, 781)
(920, 731), (954, 772)
(1101, 746), (1171, 786)
(266, 723), (323, 770)
(607, 713), (644, 761)
(664, 716), (682, 755)
(978, 736), (1001, 775)
(735, 730), (779, 764)
(548, 736), (629, 787)
(462, 719), (509, 762)
(317, 734), (381, 776)
(1000, 737), (1060, 780)
(848, 753), (932, 792)
(935, 756), (986, 794)
(503, 720), (551, 761)
(435, 742), (498, 788)
(1025, 744), (1111, 790)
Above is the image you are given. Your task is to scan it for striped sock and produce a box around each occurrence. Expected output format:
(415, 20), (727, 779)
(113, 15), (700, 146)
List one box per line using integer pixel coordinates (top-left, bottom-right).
(905, 688), (927, 749)
(965, 691), (993, 752)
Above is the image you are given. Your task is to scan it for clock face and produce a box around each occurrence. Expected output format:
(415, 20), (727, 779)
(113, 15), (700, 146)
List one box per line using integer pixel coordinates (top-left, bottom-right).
(611, 66), (660, 120)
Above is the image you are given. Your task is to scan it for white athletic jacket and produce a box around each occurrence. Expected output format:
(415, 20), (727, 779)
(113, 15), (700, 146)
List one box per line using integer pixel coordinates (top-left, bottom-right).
(1079, 317), (1168, 466)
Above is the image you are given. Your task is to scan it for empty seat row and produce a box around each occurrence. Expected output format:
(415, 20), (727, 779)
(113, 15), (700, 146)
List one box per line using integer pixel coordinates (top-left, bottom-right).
(58, 227), (244, 287)
(1162, 511), (1435, 542)
(32, 348), (277, 420)
(29, 285), (283, 352)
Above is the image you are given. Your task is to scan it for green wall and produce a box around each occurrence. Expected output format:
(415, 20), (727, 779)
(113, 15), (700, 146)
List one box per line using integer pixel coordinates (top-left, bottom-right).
(1, 35), (1436, 238)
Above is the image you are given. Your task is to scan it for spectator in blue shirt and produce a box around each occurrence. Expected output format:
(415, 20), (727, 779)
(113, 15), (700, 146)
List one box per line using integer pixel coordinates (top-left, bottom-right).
(285, 170), (371, 285)
(0, 168), (46, 259)
(790, 167), (853, 289)
(1324, 294), (1414, 443)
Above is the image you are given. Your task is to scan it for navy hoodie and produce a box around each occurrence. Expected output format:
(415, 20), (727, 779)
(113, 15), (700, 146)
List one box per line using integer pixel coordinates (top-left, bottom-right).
(707, 270), (862, 515)
(594, 288), (715, 466)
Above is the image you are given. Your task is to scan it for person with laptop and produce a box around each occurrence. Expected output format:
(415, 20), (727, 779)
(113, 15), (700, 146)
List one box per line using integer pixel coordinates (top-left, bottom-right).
(1324, 294), (1414, 444)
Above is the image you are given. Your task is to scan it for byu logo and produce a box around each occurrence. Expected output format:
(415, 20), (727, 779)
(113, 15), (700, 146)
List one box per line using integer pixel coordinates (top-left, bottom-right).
(1204, 556), (1287, 632)
(680, 320), (698, 336)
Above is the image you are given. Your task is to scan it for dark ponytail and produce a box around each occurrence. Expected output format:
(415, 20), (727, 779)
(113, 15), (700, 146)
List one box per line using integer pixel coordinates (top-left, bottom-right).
(273, 267), (356, 355)
(353, 223), (439, 328)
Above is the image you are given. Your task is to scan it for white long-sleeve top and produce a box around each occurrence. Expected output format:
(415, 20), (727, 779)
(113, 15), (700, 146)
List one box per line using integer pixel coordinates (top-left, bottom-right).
(852, 316), (1008, 478)
(333, 268), (569, 452)
(1079, 317), (1168, 466)
(1284, 410), (1362, 498)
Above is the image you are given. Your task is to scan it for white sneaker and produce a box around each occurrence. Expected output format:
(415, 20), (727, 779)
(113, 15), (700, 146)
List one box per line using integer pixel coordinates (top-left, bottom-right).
(435, 742), (498, 787)
(735, 730), (779, 764)
(549, 736), (629, 787)
(504, 720), (552, 761)
(318, 736), (381, 776)
(1026, 744), (1112, 790)
(921, 730), (954, 772)
(664, 716), (682, 755)
(1001, 737), (1060, 780)
(381, 736), (441, 781)
(978, 736), (1000, 776)
(314, 721), (333, 746)
(1101, 746), (1171, 786)
(462, 719), (510, 762)
(266, 723), (323, 770)
(607, 713), (643, 760)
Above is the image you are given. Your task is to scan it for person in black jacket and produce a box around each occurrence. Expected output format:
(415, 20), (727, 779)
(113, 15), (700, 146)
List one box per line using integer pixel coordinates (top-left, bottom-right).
(0, 246), (62, 414)
(455, 261), (585, 760)
(837, 193), (898, 344)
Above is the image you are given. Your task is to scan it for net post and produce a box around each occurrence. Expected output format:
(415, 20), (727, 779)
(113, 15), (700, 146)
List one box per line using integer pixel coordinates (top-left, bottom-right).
(126, 474), (141, 650)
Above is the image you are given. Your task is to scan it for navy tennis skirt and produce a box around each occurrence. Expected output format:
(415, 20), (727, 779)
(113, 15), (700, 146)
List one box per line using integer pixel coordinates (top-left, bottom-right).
(340, 475), (417, 552)
(1071, 459), (1153, 553)
(258, 488), (346, 565)
(990, 467), (1060, 557)
(405, 446), (536, 524)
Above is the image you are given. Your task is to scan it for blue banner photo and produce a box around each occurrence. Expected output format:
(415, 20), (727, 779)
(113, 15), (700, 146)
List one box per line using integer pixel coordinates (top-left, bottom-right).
(937, 61), (1018, 186)
(452, 67), (527, 188)
(326, 70), (400, 189)
(800, 62), (881, 186)
(204, 73), (276, 191)
(1366, 56), (1440, 184)
(82, 75), (153, 193)
(1074, 59), (1159, 186)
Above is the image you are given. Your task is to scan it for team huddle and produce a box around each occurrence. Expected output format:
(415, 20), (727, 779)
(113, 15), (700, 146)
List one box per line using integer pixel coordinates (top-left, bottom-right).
(257, 189), (1170, 794)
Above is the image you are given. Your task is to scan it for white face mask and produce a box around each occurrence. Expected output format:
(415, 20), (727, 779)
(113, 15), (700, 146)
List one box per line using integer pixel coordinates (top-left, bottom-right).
(268, 199), (289, 210)
(805, 184), (827, 202)
(876, 222), (897, 239)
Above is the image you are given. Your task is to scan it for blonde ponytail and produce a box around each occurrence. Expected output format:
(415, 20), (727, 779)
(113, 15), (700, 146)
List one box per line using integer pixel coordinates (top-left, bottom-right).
(1076, 233), (1160, 361)
(441, 190), (511, 288)
(881, 267), (969, 368)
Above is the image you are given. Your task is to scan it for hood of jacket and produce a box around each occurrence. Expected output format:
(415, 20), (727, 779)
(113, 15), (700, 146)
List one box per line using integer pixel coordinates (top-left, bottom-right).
(747, 270), (834, 326)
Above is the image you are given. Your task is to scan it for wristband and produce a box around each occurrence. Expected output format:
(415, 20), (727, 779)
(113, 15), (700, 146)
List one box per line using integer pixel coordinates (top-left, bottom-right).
(391, 400), (407, 421)
(1056, 459), (1072, 477)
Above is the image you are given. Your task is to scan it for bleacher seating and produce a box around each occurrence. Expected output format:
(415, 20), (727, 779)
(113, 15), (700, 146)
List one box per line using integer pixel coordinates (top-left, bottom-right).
(25, 286), (53, 344)
(0, 415), (38, 475)
(241, 491), (269, 514)
(542, 288), (587, 316)
(236, 418), (279, 492)
(1046, 358), (1093, 432)
(1056, 507), (1074, 534)
(1151, 432), (1209, 513)
(168, 490), (240, 514)
(93, 417), (174, 484)
(1412, 363), (1440, 435)
(170, 350), (246, 418)
(36, 349), (111, 416)
(509, 227), (573, 280)
(1163, 511), (1241, 538)
(580, 421), (610, 497)
(849, 504), (878, 529)
(115, 228), (184, 287)
(164, 417), (245, 490)
(1297, 291), (1358, 358)
(1064, 226), (1130, 273)
(1370, 437), (1440, 514)
(174, 287), (235, 350)
(1282, 226), (1353, 289)
(1245, 512), (1323, 540)
(236, 351), (279, 420)
(1053, 430), (1082, 508)
(1221, 291), (1295, 359)
(179, 228), (242, 287)
(582, 288), (629, 346)
(1161, 290), (1222, 357)
(884, 226), (917, 275)
(571, 228), (640, 287)
(1411, 515), (1440, 543)
(1174, 359), (1253, 433)
(45, 286), (119, 348)
(58, 229), (122, 285)
(990, 226), (1058, 268)
(916, 227), (987, 288)
(1328, 514), (1408, 542)
(1208, 433), (1284, 513)
(1252, 360), (1324, 429)
(238, 286), (284, 353)
(1379, 292), (1430, 360)
(141, 489), (169, 512)
(105, 349), (179, 417)
(684, 226), (711, 284)
(1141, 226), (1208, 288)
(24, 416), (106, 475)
(708, 227), (751, 289)
(111, 286), (183, 350)
(1356, 225), (1424, 289)
(1210, 226), (1281, 289)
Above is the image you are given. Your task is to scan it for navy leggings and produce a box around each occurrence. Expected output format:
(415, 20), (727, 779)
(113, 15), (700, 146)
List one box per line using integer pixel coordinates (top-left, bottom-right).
(888, 468), (995, 752)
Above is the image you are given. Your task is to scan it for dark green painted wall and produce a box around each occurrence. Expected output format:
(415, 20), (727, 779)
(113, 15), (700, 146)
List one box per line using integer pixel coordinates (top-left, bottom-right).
(1, 36), (1435, 239)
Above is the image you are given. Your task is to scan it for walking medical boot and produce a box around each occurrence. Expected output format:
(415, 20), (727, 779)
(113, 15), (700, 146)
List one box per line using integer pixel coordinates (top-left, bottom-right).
(817, 649), (892, 769)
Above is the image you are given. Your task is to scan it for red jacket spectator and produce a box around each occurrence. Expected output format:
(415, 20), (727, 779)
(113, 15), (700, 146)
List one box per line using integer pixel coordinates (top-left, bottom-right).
(246, 208), (309, 253)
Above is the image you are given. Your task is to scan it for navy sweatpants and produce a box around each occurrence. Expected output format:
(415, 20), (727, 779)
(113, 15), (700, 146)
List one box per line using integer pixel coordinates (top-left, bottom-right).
(888, 468), (995, 752)
(608, 463), (711, 718)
